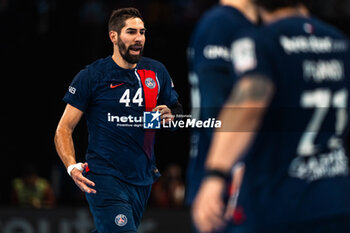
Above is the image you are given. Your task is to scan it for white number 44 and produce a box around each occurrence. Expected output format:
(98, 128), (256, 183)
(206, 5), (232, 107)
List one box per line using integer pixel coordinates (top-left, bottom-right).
(119, 88), (143, 107)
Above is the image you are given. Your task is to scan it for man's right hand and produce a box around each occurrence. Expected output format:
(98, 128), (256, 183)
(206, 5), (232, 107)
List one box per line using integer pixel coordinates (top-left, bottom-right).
(71, 162), (96, 194)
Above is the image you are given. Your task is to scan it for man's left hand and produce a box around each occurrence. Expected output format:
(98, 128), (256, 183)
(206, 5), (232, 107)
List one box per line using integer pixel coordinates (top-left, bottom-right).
(192, 177), (227, 233)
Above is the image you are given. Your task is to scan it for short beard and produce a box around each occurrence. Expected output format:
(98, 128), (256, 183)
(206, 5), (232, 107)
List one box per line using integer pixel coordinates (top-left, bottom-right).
(117, 37), (143, 64)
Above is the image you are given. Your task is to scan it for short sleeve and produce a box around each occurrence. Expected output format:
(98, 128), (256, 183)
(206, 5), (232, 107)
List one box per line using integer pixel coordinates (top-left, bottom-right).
(158, 65), (179, 107)
(63, 68), (93, 112)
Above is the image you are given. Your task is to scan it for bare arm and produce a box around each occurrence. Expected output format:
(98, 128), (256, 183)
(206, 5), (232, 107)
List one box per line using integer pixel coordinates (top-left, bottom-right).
(54, 104), (96, 193)
(54, 104), (83, 168)
(192, 75), (274, 233)
(206, 75), (274, 171)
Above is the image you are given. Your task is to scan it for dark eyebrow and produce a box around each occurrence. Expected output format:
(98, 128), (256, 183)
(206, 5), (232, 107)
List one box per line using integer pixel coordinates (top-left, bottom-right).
(126, 28), (146, 32)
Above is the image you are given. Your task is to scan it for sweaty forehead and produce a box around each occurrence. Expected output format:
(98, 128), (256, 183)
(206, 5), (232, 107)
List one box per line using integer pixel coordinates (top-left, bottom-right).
(122, 17), (145, 30)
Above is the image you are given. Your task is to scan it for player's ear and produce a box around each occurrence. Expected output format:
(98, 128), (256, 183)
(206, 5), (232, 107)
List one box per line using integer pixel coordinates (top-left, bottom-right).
(109, 31), (118, 44)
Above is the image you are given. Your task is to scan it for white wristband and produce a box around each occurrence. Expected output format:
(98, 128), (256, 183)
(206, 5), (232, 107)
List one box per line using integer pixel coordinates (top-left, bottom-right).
(67, 163), (84, 176)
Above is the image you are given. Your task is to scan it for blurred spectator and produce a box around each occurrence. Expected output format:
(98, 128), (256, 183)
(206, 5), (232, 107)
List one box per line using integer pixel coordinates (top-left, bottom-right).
(150, 164), (185, 208)
(11, 164), (55, 208)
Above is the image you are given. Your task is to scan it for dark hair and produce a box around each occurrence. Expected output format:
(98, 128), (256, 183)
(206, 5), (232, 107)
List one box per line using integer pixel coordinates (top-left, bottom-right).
(108, 7), (144, 34)
(254, 0), (306, 12)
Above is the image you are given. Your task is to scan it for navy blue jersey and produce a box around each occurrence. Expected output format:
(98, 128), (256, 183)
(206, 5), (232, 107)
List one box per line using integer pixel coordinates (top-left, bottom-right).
(231, 17), (350, 231)
(186, 5), (255, 204)
(63, 56), (178, 186)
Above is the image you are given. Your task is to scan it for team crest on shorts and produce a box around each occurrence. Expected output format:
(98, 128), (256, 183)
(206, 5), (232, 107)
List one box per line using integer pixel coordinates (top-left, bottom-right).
(115, 214), (128, 227)
(145, 78), (156, 89)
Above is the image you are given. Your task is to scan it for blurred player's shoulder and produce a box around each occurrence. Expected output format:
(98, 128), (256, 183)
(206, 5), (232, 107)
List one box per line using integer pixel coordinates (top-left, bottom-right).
(307, 17), (350, 40)
(189, 4), (256, 69)
(262, 16), (349, 40)
(193, 4), (253, 38)
(255, 16), (350, 61)
(198, 5), (250, 27)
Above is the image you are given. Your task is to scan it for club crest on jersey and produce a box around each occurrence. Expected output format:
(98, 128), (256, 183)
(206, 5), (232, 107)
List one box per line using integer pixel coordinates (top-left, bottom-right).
(145, 78), (156, 89)
(115, 214), (128, 227)
(303, 23), (314, 34)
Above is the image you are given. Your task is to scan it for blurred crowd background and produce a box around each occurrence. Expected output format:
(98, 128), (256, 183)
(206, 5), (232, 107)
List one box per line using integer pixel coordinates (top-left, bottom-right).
(1, 0), (350, 209)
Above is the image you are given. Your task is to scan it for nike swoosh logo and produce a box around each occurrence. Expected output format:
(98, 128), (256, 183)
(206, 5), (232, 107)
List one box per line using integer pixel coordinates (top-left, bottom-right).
(110, 83), (124, 88)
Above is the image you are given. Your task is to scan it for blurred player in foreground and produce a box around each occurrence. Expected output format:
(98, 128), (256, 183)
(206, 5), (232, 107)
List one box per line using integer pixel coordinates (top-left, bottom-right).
(187, 0), (257, 231)
(193, 0), (350, 232)
(55, 7), (182, 233)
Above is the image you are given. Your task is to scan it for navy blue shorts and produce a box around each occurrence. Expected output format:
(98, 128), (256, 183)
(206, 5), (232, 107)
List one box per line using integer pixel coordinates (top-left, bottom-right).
(85, 172), (152, 233)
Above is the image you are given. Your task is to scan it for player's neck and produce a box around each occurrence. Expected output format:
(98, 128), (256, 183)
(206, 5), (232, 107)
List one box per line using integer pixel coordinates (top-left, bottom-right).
(112, 52), (137, 70)
(221, 0), (258, 23)
(261, 5), (309, 24)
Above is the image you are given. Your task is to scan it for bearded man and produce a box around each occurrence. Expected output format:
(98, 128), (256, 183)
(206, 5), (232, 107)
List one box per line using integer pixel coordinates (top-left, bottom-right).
(54, 7), (182, 233)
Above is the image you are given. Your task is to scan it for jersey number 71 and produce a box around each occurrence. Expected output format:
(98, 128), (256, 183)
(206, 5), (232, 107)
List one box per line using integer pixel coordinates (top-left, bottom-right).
(297, 88), (348, 156)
